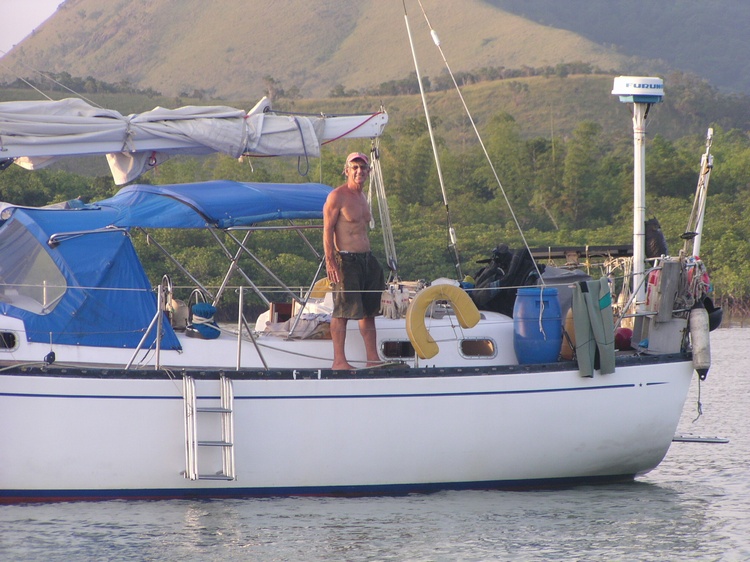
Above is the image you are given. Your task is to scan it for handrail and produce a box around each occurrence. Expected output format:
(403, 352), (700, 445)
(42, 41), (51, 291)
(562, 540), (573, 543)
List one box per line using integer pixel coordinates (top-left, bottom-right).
(125, 282), (165, 370)
(48, 226), (128, 247)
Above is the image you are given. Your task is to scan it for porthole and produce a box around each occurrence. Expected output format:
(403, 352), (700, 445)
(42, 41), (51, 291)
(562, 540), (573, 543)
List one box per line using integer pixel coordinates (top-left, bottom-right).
(0, 332), (18, 351)
(381, 340), (415, 359)
(460, 338), (496, 358)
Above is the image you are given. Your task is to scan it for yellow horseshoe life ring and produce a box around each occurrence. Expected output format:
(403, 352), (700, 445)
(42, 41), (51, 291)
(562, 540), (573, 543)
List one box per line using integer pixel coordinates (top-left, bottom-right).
(309, 277), (333, 299)
(405, 284), (481, 359)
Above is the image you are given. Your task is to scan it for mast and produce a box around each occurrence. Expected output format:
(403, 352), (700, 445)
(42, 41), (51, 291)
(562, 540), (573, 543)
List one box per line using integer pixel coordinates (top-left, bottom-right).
(612, 76), (664, 311)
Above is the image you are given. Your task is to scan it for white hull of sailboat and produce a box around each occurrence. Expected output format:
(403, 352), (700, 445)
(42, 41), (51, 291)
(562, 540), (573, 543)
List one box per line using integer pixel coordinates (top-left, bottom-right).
(0, 357), (693, 501)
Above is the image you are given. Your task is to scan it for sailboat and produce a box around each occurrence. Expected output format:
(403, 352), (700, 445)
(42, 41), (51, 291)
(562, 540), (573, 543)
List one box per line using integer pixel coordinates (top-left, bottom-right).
(0, 6), (718, 502)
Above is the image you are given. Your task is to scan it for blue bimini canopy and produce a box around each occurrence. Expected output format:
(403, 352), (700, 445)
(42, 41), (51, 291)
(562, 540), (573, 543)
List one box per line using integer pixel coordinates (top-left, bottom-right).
(96, 180), (333, 229)
(0, 180), (332, 349)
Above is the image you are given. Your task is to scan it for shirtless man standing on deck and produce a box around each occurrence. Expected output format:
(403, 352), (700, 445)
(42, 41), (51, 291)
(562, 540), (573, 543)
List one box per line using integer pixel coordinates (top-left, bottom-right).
(323, 152), (385, 370)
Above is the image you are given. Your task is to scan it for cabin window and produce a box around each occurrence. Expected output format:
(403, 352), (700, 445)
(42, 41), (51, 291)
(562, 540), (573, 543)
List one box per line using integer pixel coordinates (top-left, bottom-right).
(0, 332), (17, 350)
(381, 340), (415, 359)
(0, 220), (67, 314)
(460, 338), (496, 358)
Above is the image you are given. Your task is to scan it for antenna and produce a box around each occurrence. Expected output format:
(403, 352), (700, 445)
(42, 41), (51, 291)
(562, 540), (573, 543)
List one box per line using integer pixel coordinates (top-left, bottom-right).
(612, 76), (664, 312)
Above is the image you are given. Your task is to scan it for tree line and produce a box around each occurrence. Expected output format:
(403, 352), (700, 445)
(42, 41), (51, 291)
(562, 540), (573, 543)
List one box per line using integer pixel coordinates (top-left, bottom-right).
(1, 109), (749, 319)
(330, 61), (611, 98)
(1, 72), (162, 98)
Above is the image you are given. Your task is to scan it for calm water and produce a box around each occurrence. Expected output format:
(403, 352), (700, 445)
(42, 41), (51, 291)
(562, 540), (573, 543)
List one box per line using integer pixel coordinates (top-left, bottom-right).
(1, 328), (748, 561)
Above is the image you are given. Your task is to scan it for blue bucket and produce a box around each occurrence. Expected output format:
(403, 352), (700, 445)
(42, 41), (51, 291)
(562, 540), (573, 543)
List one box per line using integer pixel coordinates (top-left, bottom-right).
(513, 287), (562, 364)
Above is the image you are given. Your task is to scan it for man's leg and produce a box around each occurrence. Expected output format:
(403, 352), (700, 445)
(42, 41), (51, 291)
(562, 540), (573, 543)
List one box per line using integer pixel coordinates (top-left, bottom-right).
(331, 317), (353, 370)
(359, 316), (380, 367)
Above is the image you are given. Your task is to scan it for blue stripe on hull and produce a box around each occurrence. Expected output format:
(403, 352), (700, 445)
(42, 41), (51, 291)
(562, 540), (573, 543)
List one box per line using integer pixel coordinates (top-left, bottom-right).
(0, 383), (639, 401)
(0, 474), (637, 504)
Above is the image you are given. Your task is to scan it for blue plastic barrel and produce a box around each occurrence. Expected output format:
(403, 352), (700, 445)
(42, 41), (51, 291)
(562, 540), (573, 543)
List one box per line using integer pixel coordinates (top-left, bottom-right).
(513, 287), (562, 364)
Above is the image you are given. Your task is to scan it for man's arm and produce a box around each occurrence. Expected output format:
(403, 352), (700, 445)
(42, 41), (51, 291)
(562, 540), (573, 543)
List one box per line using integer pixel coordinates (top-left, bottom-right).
(323, 191), (341, 283)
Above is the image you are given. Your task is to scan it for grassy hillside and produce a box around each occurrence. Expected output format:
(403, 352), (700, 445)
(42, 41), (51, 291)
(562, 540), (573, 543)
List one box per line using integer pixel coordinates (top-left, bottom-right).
(0, 0), (637, 100)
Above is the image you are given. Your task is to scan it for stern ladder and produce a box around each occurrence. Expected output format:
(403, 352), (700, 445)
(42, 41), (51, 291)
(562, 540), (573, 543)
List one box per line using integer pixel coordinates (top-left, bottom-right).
(183, 374), (236, 480)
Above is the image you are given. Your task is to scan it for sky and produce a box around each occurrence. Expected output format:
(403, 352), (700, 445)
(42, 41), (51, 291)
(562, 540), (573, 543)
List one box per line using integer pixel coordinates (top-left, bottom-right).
(0, 0), (61, 55)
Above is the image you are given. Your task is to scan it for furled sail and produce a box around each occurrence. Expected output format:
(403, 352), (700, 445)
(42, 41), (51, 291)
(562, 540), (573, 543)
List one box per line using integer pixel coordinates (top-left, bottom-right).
(0, 97), (388, 184)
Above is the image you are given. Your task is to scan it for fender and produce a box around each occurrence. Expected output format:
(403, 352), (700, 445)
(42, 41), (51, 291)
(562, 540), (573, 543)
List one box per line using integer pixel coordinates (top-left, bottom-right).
(406, 284), (481, 359)
(689, 304), (711, 380)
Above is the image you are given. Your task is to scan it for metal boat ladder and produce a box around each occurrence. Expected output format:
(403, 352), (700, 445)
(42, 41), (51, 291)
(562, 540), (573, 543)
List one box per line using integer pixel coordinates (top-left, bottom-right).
(183, 374), (236, 480)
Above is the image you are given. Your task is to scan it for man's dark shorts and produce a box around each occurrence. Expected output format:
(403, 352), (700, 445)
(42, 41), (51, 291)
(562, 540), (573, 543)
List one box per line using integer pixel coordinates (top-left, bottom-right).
(333, 251), (385, 319)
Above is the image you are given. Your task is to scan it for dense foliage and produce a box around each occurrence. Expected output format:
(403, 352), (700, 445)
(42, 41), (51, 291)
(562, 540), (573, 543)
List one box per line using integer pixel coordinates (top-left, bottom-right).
(0, 72), (162, 98)
(2, 108), (749, 316)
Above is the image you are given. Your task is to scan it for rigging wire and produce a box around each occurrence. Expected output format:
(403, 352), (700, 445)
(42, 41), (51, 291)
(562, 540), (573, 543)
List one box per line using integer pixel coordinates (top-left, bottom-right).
(0, 48), (103, 107)
(0, 60), (53, 101)
(401, 0), (463, 280)
(407, 0), (545, 283)
(369, 136), (399, 281)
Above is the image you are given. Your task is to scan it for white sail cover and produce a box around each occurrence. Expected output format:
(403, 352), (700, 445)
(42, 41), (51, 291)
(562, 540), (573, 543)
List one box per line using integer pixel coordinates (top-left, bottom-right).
(0, 97), (388, 184)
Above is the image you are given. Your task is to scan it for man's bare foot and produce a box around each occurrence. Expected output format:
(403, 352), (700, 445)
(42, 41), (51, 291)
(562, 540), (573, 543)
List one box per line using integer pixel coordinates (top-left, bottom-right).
(332, 361), (355, 370)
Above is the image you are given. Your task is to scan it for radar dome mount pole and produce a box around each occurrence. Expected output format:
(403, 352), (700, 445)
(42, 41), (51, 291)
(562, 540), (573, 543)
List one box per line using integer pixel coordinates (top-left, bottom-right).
(612, 76), (664, 312)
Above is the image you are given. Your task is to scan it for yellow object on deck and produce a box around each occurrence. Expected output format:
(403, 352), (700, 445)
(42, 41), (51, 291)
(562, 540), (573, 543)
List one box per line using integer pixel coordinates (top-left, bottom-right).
(310, 277), (332, 299)
(406, 284), (481, 360)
